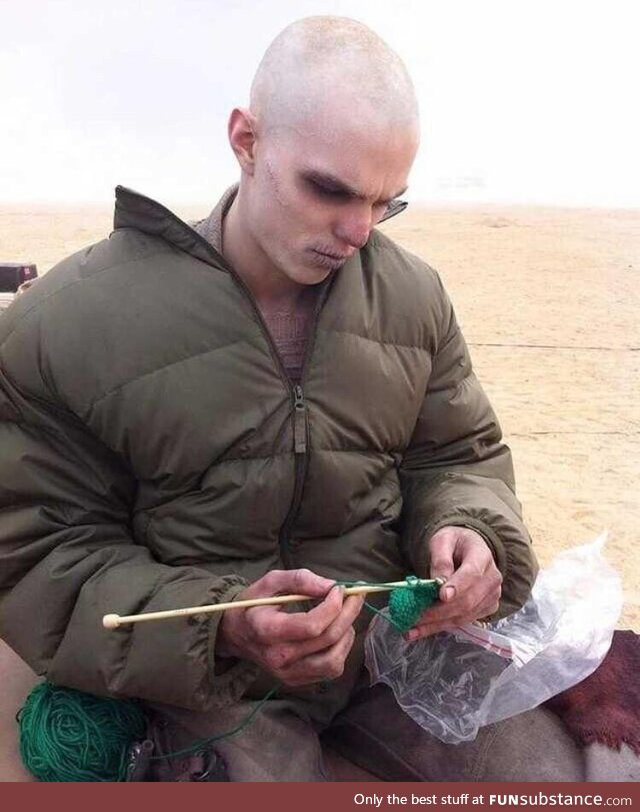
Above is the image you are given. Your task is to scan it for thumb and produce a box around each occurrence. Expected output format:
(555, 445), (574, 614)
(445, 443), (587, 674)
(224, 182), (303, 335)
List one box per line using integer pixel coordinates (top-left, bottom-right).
(427, 527), (458, 601)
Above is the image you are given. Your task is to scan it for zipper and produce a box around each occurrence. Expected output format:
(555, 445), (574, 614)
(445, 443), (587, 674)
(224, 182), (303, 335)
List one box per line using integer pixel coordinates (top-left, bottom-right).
(277, 280), (335, 567)
(198, 229), (334, 566)
(116, 187), (334, 567)
(292, 385), (307, 454)
(277, 385), (308, 568)
(213, 270), (310, 566)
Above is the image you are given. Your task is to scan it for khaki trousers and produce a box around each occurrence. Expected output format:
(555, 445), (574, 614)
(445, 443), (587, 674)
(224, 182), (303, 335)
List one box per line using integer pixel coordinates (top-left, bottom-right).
(147, 682), (640, 782)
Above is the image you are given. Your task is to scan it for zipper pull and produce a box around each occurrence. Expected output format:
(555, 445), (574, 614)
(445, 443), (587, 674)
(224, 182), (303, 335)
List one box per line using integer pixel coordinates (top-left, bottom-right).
(293, 385), (307, 454)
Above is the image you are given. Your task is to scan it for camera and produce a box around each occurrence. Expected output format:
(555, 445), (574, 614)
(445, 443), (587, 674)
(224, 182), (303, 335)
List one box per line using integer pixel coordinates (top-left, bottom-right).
(0, 263), (38, 310)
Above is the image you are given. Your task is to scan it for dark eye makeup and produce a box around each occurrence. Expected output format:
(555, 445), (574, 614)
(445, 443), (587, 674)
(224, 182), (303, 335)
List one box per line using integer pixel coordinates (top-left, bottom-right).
(305, 179), (394, 209)
(307, 178), (352, 200)
(299, 170), (404, 209)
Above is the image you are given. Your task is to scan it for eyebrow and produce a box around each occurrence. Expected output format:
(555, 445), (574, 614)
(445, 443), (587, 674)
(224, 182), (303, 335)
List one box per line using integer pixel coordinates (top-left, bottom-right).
(301, 169), (408, 204)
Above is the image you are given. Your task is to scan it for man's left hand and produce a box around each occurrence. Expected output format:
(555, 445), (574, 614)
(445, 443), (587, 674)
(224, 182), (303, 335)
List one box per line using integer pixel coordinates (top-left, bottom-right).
(405, 525), (502, 641)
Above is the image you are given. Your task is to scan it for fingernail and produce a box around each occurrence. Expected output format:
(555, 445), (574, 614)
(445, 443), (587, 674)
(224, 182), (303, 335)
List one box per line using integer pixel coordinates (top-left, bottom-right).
(443, 585), (456, 602)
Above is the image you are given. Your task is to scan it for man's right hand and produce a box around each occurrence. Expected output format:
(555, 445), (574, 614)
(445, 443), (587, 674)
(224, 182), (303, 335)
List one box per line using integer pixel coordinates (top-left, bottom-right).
(215, 568), (364, 687)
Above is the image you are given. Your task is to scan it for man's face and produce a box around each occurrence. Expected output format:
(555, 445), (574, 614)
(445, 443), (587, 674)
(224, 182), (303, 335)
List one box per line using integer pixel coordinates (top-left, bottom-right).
(243, 114), (418, 287)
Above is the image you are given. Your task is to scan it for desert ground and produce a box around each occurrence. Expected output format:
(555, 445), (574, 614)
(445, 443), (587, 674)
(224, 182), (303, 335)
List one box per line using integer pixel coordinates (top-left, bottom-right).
(1, 201), (638, 630)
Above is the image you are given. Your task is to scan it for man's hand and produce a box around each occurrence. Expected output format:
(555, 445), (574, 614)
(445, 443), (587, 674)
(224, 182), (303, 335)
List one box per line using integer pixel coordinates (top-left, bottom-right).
(216, 568), (364, 686)
(405, 526), (502, 641)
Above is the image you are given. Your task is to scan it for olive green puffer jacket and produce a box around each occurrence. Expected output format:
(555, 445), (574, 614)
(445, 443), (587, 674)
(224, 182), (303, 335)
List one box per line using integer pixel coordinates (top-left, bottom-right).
(0, 186), (536, 720)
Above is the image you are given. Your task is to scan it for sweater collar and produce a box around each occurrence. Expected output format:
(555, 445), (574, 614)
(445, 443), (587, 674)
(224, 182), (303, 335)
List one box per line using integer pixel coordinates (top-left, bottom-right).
(190, 184), (238, 252)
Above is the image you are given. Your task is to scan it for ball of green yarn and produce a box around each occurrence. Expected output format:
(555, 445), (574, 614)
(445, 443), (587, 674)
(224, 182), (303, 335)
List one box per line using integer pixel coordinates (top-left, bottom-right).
(389, 581), (440, 632)
(18, 682), (147, 782)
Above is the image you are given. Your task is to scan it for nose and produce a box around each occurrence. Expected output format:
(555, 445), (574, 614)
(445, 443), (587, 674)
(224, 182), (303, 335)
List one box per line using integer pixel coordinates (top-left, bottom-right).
(333, 205), (374, 250)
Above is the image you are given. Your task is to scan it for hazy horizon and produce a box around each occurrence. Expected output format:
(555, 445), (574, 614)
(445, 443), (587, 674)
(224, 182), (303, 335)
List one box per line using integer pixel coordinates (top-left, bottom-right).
(2, 0), (639, 208)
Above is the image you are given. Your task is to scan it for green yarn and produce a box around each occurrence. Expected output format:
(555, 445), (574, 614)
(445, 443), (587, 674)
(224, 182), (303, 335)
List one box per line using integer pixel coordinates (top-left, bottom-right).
(18, 682), (147, 782)
(147, 685), (279, 762)
(388, 576), (440, 632)
(17, 575), (439, 781)
(336, 575), (441, 633)
(17, 681), (276, 782)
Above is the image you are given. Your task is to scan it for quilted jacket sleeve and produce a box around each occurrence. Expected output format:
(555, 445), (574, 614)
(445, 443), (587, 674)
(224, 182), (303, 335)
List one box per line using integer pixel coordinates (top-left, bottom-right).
(399, 273), (538, 618)
(0, 308), (254, 710)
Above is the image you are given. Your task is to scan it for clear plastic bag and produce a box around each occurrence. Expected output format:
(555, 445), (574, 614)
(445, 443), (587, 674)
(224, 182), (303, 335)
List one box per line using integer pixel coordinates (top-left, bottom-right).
(365, 533), (622, 743)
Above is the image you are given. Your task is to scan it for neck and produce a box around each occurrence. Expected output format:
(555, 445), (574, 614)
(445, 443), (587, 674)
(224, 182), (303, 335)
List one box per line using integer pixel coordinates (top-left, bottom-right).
(222, 189), (304, 308)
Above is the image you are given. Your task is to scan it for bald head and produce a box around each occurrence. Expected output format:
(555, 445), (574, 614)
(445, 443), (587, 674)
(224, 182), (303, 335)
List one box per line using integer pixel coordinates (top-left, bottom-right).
(224, 17), (419, 296)
(249, 16), (419, 139)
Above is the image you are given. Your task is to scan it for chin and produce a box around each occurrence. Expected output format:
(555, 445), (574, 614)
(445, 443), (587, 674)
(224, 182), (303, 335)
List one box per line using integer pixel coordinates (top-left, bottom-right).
(288, 266), (332, 286)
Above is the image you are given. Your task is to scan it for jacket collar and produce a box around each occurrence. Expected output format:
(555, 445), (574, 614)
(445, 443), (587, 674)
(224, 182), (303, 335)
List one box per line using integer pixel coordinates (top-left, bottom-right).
(113, 184), (408, 266)
(114, 185), (232, 270)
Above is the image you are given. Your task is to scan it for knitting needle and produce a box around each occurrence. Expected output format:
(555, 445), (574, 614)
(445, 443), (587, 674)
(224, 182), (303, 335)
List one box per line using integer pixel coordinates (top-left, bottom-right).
(102, 578), (443, 629)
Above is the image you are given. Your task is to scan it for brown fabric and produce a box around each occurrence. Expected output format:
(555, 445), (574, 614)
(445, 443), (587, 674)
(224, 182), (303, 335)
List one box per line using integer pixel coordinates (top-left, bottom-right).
(258, 290), (319, 384)
(545, 629), (640, 755)
(192, 185), (319, 383)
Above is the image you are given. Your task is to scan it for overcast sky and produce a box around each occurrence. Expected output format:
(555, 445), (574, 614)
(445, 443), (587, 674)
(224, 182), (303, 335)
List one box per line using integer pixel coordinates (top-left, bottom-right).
(1, 0), (638, 206)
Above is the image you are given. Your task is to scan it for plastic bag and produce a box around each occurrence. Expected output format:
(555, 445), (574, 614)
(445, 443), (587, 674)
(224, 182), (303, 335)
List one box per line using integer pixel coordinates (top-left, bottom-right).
(365, 533), (622, 743)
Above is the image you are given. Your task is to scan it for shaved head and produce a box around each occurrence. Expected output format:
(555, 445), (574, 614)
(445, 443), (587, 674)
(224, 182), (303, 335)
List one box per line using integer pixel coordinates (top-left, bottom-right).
(223, 16), (420, 302)
(249, 16), (419, 139)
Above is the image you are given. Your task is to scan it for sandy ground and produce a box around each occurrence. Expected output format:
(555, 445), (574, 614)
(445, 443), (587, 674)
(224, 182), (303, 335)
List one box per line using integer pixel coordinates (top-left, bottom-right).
(1, 201), (638, 630)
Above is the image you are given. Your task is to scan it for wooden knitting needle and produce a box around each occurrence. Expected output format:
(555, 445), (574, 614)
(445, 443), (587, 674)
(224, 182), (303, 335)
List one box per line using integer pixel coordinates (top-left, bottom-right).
(102, 578), (443, 629)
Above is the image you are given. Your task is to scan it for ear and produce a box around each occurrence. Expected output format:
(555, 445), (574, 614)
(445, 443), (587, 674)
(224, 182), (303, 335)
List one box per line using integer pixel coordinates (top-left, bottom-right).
(228, 108), (258, 174)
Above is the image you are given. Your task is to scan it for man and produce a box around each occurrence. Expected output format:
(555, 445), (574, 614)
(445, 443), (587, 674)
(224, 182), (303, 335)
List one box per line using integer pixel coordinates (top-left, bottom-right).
(0, 17), (582, 781)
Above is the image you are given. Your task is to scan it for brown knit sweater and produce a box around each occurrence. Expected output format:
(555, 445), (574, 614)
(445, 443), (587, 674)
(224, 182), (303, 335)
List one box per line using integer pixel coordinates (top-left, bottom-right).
(193, 186), (318, 383)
